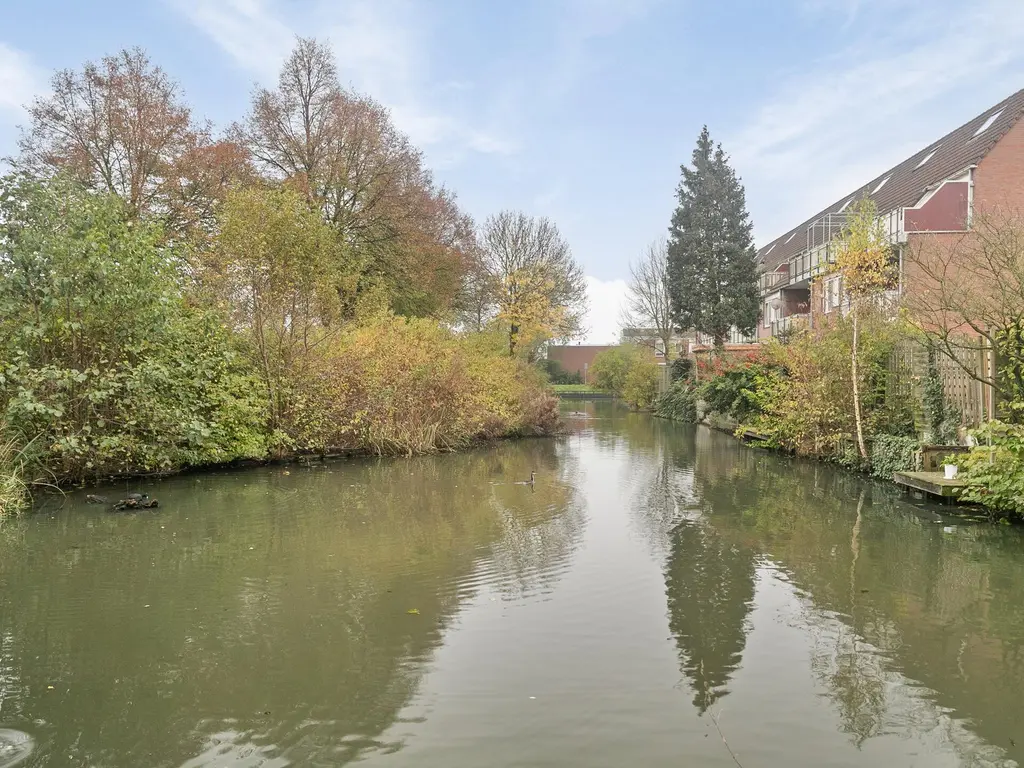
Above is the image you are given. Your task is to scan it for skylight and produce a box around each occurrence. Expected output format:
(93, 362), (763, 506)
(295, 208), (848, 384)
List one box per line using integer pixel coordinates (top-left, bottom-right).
(915, 148), (938, 169)
(871, 175), (890, 194)
(765, 244), (776, 255)
(838, 198), (853, 212)
(973, 109), (1003, 137)
(785, 232), (797, 244)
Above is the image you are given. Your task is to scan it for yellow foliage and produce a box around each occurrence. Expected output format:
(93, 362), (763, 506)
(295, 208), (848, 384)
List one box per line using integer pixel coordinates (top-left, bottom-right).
(291, 316), (560, 455)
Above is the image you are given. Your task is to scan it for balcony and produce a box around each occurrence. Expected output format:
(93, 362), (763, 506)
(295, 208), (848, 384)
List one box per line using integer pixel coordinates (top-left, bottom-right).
(770, 313), (810, 337)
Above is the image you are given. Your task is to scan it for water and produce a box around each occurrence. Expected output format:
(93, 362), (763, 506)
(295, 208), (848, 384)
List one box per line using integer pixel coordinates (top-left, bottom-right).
(1, 401), (1023, 767)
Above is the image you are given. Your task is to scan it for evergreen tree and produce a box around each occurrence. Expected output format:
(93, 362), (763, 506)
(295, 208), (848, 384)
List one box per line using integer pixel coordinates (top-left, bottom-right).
(668, 127), (759, 348)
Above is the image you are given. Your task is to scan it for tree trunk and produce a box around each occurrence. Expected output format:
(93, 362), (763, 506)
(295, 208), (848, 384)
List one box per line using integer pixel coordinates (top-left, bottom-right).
(509, 324), (518, 357)
(851, 304), (867, 459)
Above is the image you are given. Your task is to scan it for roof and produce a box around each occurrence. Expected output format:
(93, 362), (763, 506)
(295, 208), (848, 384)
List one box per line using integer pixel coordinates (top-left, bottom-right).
(756, 87), (1024, 273)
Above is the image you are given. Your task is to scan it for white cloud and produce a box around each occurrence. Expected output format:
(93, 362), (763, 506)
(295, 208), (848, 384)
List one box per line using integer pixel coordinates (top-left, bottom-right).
(583, 275), (628, 344)
(173, 0), (515, 161)
(729, 0), (1024, 244)
(0, 42), (43, 116)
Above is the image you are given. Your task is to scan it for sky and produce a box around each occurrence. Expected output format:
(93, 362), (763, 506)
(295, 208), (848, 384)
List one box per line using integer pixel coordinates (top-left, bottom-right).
(2, 0), (1024, 343)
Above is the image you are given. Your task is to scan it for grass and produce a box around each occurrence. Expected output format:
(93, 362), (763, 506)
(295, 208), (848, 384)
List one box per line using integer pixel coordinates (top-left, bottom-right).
(0, 439), (30, 521)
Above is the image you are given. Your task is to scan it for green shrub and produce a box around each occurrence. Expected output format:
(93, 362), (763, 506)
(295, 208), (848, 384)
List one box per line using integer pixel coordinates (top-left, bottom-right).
(957, 421), (1024, 520)
(670, 357), (693, 382)
(540, 359), (582, 385)
(623, 360), (660, 410)
(656, 380), (698, 422)
(699, 362), (774, 422)
(870, 435), (919, 479)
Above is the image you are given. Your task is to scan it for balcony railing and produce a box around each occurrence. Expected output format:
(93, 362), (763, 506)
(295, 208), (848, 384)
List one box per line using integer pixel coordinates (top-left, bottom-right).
(770, 313), (810, 337)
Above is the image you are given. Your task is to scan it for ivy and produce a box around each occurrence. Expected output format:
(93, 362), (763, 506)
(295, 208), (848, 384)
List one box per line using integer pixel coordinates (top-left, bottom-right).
(869, 435), (919, 480)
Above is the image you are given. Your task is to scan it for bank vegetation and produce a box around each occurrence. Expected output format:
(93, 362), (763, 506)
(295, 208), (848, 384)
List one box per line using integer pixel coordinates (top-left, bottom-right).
(0, 40), (585, 517)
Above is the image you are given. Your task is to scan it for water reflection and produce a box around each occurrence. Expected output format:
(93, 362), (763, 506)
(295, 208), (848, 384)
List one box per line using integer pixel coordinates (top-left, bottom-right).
(1, 401), (1022, 766)
(0, 441), (583, 766)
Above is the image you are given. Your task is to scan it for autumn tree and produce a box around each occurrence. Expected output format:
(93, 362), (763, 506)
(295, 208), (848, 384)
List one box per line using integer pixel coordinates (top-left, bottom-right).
(668, 127), (759, 349)
(15, 47), (198, 217)
(479, 211), (587, 360)
(207, 186), (355, 433)
(830, 198), (897, 458)
(233, 37), (472, 316)
(622, 238), (675, 360)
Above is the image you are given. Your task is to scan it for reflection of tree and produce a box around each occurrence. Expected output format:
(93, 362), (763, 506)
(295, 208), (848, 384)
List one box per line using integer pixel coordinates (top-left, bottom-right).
(664, 520), (756, 712)
(0, 440), (582, 767)
(687, 428), (1024, 762)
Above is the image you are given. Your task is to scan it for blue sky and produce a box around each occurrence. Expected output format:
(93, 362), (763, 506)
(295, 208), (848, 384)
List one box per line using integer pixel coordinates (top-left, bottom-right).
(2, 0), (1023, 342)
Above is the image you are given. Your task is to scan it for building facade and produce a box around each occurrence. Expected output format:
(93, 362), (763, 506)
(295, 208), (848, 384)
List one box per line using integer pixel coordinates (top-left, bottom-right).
(754, 88), (1024, 339)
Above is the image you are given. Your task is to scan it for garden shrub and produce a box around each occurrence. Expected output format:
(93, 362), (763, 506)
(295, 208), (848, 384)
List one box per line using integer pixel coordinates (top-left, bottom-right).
(957, 421), (1024, 520)
(656, 380), (698, 423)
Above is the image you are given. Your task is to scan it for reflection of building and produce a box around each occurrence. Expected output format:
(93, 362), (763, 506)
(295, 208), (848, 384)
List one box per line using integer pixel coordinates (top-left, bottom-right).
(546, 344), (615, 383)
(755, 88), (1024, 340)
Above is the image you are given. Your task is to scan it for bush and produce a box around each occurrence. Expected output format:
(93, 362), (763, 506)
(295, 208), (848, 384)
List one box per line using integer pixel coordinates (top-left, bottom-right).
(590, 345), (658, 408)
(623, 361), (660, 410)
(295, 316), (560, 455)
(870, 435), (919, 479)
(698, 363), (772, 422)
(0, 176), (269, 481)
(670, 357), (693, 382)
(744, 310), (911, 460)
(957, 421), (1024, 520)
(656, 380), (698, 423)
(540, 358), (582, 385)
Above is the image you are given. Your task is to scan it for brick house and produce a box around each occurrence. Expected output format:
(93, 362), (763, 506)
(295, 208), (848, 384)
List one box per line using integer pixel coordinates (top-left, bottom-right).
(755, 87), (1024, 340)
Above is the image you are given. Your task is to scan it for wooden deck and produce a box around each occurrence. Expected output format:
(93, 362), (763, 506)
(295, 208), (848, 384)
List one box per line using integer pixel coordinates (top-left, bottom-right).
(893, 471), (966, 499)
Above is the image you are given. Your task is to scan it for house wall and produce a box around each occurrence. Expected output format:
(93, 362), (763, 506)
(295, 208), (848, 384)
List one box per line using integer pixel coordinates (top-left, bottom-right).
(547, 345), (614, 382)
(974, 115), (1024, 213)
(904, 180), (969, 232)
(903, 117), (1024, 326)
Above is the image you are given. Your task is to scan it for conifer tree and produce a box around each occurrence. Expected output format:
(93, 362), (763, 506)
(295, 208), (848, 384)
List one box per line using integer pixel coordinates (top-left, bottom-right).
(667, 127), (759, 348)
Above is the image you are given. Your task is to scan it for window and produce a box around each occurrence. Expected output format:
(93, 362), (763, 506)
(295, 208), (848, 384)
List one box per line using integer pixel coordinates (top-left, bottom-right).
(654, 338), (665, 357)
(973, 109), (1003, 138)
(915, 148), (938, 169)
(785, 231), (797, 244)
(871, 175), (890, 194)
(838, 198), (853, 212)
(824, 275), (842, 312)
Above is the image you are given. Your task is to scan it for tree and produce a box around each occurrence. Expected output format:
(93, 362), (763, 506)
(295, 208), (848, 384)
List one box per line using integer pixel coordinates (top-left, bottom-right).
(668, 127), (759, 349)
(830, 198), (897, 459)
(15, 47), (199, 218)
(622, 238), (675, 360)
(206, 186), (354, 434)
(479, 211), (587, 359)
(904, 210), (1024, 413)
(233, 37), (473, 316)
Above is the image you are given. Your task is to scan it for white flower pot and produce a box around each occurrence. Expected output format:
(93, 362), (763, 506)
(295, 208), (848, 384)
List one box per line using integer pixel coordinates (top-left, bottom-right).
(943, 464), (959, 480)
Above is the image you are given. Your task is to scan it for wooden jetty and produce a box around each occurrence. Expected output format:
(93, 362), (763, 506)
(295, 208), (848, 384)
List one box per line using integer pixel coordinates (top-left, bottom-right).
(893, 471), (966, 499)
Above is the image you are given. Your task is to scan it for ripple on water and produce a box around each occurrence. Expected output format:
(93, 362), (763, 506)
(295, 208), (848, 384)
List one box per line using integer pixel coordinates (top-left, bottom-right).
(0, 730), (33, 768)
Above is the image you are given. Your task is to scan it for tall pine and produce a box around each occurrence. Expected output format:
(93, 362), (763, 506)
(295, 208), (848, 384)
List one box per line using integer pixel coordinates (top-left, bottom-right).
(668, 127), (759, 348)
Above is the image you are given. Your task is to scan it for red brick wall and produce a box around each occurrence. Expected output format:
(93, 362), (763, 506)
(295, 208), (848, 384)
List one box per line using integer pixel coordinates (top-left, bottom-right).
(547, 345), (615, 382)
(974, 116), (1024, 213)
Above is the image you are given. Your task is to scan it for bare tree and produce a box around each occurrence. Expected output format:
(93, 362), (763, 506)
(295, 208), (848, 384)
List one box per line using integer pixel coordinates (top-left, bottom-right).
(16, 47), (198, 217)
(621, 238), (676, 360)
(904, 209), (1024, 404)
(480, 211), (587, 360)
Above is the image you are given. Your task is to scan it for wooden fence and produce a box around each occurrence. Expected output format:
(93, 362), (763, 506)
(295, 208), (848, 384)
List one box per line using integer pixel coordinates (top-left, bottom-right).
(891, 339), (996, 429)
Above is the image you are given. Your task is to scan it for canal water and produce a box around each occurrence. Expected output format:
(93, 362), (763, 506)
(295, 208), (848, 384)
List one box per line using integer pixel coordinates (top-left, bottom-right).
(1, 401), (1022, 767)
